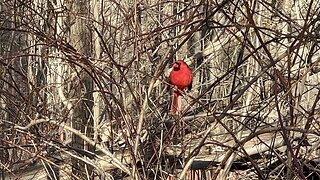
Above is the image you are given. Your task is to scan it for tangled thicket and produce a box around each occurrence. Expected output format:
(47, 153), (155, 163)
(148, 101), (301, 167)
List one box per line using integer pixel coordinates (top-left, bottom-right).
(1, 0), (320, 179)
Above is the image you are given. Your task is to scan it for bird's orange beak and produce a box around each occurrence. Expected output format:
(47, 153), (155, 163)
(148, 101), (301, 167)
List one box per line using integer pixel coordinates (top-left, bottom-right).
(172, 61), (181, 67)
(172, 63), (178, 68)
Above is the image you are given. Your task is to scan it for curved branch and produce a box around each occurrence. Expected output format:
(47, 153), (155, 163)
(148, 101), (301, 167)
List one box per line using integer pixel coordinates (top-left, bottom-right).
(14, 117), (131, 176)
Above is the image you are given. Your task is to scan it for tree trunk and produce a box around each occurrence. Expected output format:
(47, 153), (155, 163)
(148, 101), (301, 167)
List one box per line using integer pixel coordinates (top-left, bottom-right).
(66, 0), (95, 179)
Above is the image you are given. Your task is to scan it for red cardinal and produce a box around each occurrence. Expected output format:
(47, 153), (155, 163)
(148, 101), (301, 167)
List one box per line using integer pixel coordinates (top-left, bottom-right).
(169, 60), (193, 114)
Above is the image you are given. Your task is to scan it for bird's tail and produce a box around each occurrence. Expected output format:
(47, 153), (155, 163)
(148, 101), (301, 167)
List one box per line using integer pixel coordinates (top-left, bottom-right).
(170, 91), (181, 114)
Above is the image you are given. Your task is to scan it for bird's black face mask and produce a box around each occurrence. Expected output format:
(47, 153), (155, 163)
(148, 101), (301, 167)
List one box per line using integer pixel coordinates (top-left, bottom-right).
(173, 62), (181, 71)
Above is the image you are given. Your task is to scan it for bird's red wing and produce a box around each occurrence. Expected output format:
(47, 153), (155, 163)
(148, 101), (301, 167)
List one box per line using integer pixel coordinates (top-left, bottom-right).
(187, 79), (192, 91)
